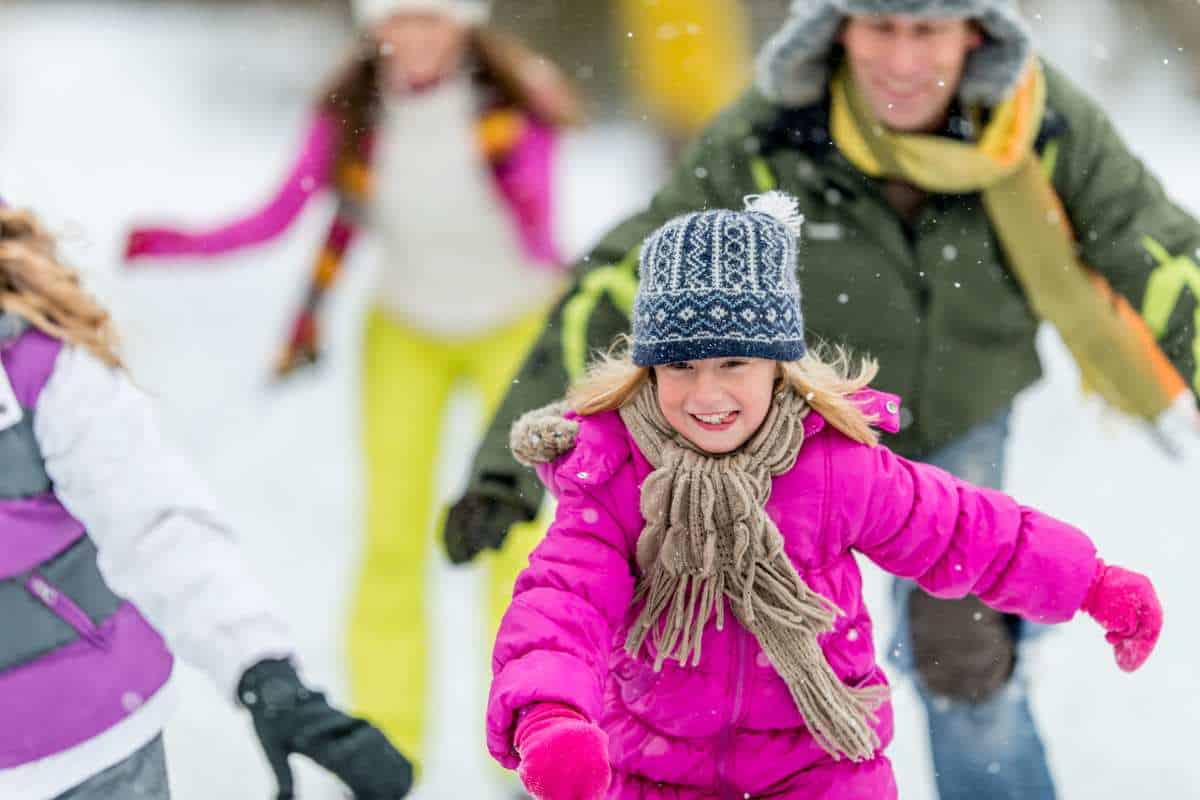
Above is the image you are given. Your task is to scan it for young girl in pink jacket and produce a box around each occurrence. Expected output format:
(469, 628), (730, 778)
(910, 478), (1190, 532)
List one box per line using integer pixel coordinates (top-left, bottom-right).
(486, 193), (1163, 800)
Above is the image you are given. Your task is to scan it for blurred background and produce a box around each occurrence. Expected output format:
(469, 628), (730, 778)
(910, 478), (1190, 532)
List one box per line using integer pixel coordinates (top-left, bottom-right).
(0, 0), (1196, 797)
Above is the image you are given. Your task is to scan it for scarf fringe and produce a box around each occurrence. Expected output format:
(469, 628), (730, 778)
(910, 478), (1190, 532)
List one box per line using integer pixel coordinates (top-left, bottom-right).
(626, 572), (725, 670)
(764, 629), (888, 763)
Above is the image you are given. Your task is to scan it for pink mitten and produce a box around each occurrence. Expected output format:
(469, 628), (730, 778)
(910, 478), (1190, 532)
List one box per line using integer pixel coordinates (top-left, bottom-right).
(514, 703), (610, 800)
(1081, 560), (1163, 672)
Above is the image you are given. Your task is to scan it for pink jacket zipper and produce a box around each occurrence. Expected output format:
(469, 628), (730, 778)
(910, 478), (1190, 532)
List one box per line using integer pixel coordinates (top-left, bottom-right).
(24, 572), (111, 650)
(716, 621), (750, 799)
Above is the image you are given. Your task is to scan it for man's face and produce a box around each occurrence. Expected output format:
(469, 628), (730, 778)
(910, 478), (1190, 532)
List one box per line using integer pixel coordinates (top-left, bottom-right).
(840, 14), (983, 133)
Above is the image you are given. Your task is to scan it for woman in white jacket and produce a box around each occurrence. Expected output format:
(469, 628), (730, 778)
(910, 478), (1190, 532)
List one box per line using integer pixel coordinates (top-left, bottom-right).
(0, 205), (412, 799)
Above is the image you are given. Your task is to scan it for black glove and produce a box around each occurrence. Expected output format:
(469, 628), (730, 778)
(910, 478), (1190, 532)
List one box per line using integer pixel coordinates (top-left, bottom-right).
(443, 489), (535, 565)
(238, 659), (413, 800)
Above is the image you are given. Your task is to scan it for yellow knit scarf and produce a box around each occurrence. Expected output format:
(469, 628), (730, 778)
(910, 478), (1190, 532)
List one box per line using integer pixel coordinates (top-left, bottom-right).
(830, 62), (1187, 422)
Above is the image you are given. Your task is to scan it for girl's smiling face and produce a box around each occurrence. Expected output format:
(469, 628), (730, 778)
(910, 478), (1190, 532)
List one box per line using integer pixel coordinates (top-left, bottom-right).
(653, 357), (777, 453)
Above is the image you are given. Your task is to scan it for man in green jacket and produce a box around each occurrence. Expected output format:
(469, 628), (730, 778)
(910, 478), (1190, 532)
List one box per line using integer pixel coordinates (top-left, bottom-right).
(444, 2), (1200, 797)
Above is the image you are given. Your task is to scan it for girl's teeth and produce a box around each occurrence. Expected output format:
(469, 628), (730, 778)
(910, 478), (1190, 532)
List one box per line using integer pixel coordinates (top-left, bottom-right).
(696, 412), (732, 424)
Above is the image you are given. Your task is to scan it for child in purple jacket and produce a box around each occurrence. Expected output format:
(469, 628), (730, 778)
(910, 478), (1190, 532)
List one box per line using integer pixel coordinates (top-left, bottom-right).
(486, 193), (1163, 800)
(0, 205), (412, 799)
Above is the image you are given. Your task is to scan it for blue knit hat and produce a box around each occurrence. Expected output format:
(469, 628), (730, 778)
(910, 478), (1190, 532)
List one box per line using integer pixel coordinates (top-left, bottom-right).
(631, 192), (806, 367)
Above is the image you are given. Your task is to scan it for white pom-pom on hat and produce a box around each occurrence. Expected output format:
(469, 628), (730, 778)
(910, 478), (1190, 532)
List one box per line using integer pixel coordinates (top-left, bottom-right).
(352, 0), (489, 28)
(744, 191), (804, 239)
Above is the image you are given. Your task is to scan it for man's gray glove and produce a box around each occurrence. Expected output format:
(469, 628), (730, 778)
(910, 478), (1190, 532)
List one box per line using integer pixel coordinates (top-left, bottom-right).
(443, 489), (535, 564)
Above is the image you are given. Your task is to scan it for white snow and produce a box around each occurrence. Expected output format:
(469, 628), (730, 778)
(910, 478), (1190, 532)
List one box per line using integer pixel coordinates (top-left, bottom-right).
(0, 2), (1195, 798)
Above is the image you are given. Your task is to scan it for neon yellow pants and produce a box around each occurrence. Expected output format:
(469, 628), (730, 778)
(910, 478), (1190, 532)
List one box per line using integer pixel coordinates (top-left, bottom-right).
(348, 309), (548, 762)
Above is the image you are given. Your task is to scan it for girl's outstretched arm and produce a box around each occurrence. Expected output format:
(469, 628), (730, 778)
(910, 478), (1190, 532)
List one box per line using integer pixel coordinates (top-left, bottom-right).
(846, 442), (1160, 668)
(125, 111), (338, 262)
(35, 343), (293, 696)
(36, 343), (418, 796)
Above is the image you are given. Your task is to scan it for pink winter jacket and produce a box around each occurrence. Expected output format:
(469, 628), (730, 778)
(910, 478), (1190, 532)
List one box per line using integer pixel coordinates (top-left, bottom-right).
(487, 393), (1099, 799)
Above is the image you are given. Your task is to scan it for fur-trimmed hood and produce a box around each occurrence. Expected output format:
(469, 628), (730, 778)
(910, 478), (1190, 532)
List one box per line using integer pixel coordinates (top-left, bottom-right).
(510, 400), (578, 467)
(756, 0), (1032, 109)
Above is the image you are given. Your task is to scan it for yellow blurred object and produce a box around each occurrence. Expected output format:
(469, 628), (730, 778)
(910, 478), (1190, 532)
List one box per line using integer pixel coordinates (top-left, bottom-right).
(616, 0), (752, 136)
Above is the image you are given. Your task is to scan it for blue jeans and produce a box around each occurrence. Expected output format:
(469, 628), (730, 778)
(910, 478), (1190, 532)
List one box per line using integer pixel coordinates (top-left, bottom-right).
(890, 409), (1056, 800)
(55, 735), (171, 800)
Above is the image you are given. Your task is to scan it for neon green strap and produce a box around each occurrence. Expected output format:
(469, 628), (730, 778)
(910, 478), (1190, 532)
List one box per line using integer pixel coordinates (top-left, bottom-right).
(1040, 138), (1060, 180)
(560, 246), (641, 380)
(750, 156), (777, 192)
(1140, 235), (1200, 392)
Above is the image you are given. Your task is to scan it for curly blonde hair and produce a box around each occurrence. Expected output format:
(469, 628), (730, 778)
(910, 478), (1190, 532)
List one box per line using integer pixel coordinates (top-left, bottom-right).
(0, 208), (122, 367)
(567, 337), (881, 446)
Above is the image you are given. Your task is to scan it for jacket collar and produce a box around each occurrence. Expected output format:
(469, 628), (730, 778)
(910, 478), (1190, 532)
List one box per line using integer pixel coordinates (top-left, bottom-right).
(555, 389), (903, 491)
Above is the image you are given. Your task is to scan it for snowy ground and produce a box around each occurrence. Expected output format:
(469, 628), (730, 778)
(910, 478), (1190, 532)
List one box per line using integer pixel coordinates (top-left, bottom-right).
(0, 2), (1196, 798)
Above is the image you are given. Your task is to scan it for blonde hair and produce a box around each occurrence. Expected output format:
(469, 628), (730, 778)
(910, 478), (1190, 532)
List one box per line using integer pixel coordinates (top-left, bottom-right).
(0, 208), (122, 368)
(567, 338), (881, 446)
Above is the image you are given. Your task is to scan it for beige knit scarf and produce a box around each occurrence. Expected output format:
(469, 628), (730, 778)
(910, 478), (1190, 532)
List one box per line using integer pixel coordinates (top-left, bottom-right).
(618, 382), (886, 762)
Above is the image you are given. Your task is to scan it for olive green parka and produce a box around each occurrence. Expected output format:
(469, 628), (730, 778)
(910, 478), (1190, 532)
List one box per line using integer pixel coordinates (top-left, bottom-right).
(465, 62), (1200, 519)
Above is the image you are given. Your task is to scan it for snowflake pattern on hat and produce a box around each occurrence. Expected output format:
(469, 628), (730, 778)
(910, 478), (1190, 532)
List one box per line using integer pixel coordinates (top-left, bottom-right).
(632, 192), (807, 366)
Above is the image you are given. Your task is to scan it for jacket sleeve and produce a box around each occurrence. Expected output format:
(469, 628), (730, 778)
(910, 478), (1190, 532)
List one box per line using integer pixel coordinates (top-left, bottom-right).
(463, 96), (760, 517)
(486, 472), (636, 768)
(846, 441), (1098, 624)
(1050, 64), (1200, 397)
(127, 111), (337, 259)
(34, 346), (293, 701)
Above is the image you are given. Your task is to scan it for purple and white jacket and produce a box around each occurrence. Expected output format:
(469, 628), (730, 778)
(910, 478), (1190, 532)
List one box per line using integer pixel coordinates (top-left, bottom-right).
(0, 316), (292, 798)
